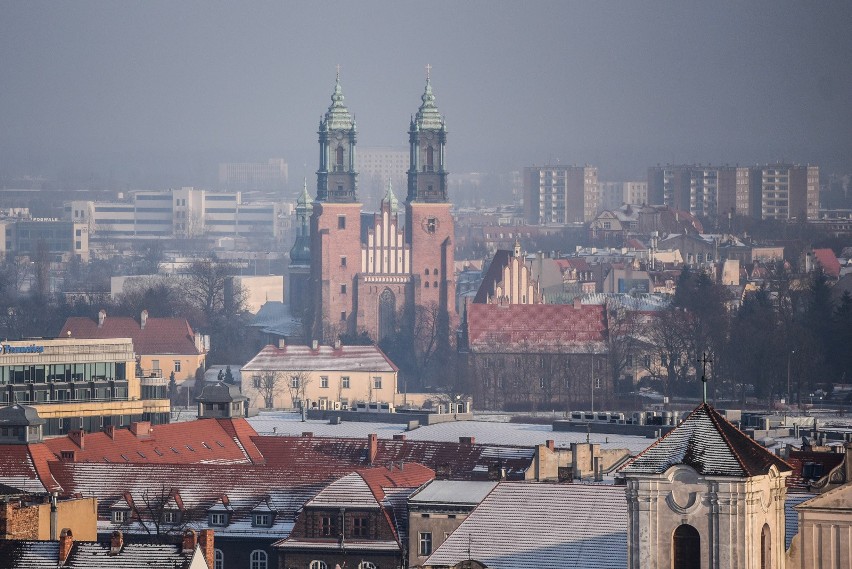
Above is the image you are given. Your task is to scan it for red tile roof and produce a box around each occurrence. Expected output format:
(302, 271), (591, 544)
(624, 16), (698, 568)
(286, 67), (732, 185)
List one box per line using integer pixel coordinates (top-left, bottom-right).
(60, 315), (201, 355)
(42, 419), (260, 465)
(358, 462), (434, 502)
(813, 248), (841, 278)
(785, 450), (845, 491)
(0, 444), (60, 493)
(466, 303), (607, 353)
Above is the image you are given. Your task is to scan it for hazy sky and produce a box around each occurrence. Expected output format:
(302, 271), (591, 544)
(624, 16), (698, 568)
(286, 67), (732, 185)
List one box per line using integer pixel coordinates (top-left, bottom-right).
(1, 1), (851, 189)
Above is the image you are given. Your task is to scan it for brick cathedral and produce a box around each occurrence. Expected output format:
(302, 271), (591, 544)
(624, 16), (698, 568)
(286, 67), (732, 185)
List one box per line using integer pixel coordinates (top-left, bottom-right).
(290, 71), (455, 347)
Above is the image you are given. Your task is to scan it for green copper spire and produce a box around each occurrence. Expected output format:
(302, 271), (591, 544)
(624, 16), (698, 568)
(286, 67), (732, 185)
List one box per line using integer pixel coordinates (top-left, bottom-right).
(296, 177), (312, 211)
(324, 67), (353, 131)
(414, 65), (444, 131)
(382, 178), (399, 213)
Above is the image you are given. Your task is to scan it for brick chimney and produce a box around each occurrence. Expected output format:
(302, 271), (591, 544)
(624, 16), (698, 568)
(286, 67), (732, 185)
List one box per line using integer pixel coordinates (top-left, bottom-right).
(68, 430), (85, 450)
(182, 529), (198, 555)
(140, 310), (148, 330)
(392, 434), (406, 441)
(198, 529), (215, 569)
(546, 439), (555, 451)
(104, 425), (116, 439)
(459, 436), (475, 445)
(367, 433), (378, 465)
(98, 309), (106, 328)
(58, 528), (73, 564)
(129, 421), (151, 438)
(109, 530), (123, 555)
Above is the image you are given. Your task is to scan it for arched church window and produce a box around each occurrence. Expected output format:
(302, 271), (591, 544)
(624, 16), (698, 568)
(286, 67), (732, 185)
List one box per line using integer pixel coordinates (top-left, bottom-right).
(379, 288), (396, 342)
(761, 524), (771, 569)
(424, 282), (429, 288)
(672, 525), (700, 569)
(426, 146), (434, 170)
(425, 269), (430, 276)
(336, 146), (344, 167)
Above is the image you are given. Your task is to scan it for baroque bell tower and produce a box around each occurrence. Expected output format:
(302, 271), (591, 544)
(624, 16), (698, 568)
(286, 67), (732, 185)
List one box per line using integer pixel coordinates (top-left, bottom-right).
(406, 66), (455, 347)
(309, 69), (362, 342)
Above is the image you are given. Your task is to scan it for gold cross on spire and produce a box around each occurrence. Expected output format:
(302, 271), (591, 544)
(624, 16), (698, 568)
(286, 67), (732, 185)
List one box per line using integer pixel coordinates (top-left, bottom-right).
(425, 63), (432, 81)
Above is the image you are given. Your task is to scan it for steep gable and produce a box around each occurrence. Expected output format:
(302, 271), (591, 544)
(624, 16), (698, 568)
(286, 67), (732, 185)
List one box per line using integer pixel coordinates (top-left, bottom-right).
(622, 403), (792, 477)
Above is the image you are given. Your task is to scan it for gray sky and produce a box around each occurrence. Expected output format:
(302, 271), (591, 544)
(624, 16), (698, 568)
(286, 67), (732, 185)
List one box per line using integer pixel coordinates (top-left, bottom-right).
(1, 1), (850, 189)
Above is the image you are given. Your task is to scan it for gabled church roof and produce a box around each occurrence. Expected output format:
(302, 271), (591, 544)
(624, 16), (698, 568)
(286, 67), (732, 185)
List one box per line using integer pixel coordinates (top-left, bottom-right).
(622, 403), (792, 477)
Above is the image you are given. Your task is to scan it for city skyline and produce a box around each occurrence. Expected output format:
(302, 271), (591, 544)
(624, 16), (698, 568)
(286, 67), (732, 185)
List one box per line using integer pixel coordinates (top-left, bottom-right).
(1, 1), (851, 189)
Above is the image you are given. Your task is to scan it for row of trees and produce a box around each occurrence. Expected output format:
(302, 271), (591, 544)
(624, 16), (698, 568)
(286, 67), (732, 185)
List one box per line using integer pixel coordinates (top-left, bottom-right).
(0, 254), (256, 367)
(620, 265), (852, 406)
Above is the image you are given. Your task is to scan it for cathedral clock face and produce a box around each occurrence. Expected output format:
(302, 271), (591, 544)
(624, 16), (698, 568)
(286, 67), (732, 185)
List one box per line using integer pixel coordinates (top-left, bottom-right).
(421, 216), (439, 234)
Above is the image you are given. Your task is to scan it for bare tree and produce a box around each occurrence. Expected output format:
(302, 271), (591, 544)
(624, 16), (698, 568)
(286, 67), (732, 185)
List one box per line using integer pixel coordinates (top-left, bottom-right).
(285, 370), (313, 410)
(252, 370), (286, 409)
(121, 486), (193, 542)
(184, 256), (233, 323)
(604, 299), (642, 391)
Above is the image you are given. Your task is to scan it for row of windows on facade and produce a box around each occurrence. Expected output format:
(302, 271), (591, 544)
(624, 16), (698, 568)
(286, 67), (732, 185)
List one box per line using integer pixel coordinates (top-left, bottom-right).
(481, 377), (602, 390)
(111, 509), (275, 528)
(2, 385), (129, 404)
(254, 376), (383, 390)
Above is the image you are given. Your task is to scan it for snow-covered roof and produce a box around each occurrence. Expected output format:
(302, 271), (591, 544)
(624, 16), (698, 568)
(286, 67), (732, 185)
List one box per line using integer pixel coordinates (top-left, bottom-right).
(425, 482), (627, 569)
(242, 344), (398, 373)
(622, 403), (792, 477)
(409, 480), (497, 506)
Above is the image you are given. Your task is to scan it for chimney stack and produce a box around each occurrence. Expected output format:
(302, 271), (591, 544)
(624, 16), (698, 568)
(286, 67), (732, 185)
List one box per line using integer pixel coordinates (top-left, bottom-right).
(140, 310), (148, 330)
(59, 450), (76, 463)
(129, 421), (151, 438)
(104, 425), (116, 439)
(109, 530), (123, 555)
(182, 529), (198, 555)
(367, 433), (378, 465)
(58, 528), (73, 564)
(459, 436), (475, 445)
(198, 529), (215, 569)
(392, 434), (406, 441)
(546, 440), (555, 451)
(68, 430), (85, 450)
(98, 309), (106, 328)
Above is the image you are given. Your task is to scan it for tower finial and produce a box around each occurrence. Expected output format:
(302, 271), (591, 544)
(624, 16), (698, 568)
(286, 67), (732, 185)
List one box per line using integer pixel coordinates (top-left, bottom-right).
(425, 63), (432, 81)
(336, 64), (341, 82)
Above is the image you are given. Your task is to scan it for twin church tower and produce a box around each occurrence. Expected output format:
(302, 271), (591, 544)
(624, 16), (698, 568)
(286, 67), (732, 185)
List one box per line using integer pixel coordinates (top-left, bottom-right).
(290, 69), (455, 347)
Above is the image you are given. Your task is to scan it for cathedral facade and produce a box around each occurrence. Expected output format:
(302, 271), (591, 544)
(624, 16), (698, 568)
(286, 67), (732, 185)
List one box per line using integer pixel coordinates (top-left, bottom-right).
(293, 72), (455, 346)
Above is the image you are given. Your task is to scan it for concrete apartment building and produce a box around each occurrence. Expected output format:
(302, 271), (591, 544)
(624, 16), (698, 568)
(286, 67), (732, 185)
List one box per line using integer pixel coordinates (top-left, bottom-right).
(66, 186), (286, 242)
(599, 181), (649, 211)
(523, 165), (599, 224)
(357, 147), (409, 208)
(0, 218), (90, 262)
(218, 158), (288, 191)
(649, 163), (819, 221)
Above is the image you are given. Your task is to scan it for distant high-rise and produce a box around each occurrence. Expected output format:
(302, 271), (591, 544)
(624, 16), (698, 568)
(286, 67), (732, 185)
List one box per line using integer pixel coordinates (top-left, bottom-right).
(599, 181), (648, 211)
(647, 163), (818, 221)
(357, 147), (408, 209)
(523, 165), (598, 224)
(218, 159), (288, 191)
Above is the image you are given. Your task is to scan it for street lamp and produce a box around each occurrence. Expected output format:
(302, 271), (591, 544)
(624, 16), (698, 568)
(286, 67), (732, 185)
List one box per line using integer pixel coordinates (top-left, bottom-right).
(787, 350), (795, 408)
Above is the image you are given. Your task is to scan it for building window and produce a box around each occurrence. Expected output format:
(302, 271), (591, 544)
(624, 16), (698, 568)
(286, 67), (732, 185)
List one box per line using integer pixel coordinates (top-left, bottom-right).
(338, 215), (346, 229)
(163, 510), (178, 524)
(419, 532), (433, 556)
(210, 512), (227, 526)
(353, 517), (369, 537)
(539, 378), (546, 389)
(643, 355), (651, 368)
(253, 375), (261, 389)
(112, 510), (128, 523)
(253, 513), (271, 527)
(250, 550), (268, 569)
(309, 562), (327, 569)
(373, 377), (382, 390)
(340, 256), (347, 267)
(214, 550), (224, 569)
(426, 217), (437, 233)
(290, 376), (300, 389)
(340, 284), (347, 294)
(174, 360), (181, 373)
(336, 146), (344, 166)
(321, 516), (334, 536)
(340, 311), (346, 321)
(152, 360), (160, 372)
(341, 376), (350, 389)
(320, 376), (329, 389)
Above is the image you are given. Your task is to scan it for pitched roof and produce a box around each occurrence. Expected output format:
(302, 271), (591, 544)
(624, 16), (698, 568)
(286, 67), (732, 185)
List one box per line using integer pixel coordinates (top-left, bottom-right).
(795, 481), (852, 512)
(0, 404), (45, 426)
(305, 472), (380, 509)
(813, 248), (841, 278)
(64, 541), (200, 569)
(357, 462), (434, 502)
(42, 418), (260, 466)
(197, 382), (247, 404)
(0, 541), (59, 569)
(466, 303), (606, 353)
(60, 316), (201, 356)
(409, 480), (497, 506)
(621, 403), (792, 477)
(785, 450), (846, 491)
(0, 444), (59, 493)
(425, 483), (627, 569)
(473, 250), (511, 303)
(242, 344), (398, 373)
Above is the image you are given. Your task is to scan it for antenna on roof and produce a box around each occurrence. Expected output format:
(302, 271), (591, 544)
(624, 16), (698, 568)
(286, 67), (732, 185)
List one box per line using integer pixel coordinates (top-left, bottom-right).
(697, 352), (712, 403)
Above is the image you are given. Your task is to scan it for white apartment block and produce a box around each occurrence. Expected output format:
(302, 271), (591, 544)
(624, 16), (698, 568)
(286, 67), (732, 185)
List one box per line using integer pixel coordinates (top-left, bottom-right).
(357, 147), (409, 208)
(599, 181), (648, 211)
(218, 158), (288, 191)
(67, 187), (286, 241)
(524, 165), (599, 224)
